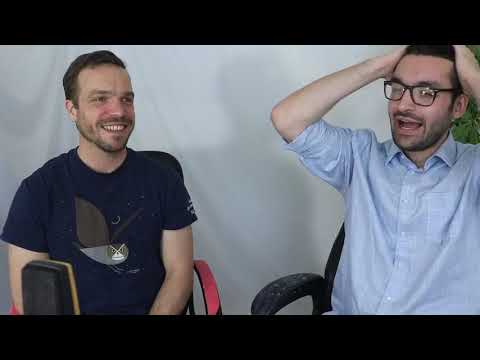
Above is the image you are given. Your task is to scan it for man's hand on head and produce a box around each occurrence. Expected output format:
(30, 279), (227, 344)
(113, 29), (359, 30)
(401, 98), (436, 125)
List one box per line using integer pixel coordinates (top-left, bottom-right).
(453, 45), (480, 100)
(373, 45), (407, 80)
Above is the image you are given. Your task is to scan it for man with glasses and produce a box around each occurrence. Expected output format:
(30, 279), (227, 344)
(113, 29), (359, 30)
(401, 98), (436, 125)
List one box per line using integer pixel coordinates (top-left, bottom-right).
(271, 45), (480, 314)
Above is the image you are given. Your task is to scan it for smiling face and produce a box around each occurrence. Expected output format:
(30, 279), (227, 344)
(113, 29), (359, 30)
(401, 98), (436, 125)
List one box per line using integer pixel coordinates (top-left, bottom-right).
(388, 54), (468, 165)
(66, 64), (135, 154)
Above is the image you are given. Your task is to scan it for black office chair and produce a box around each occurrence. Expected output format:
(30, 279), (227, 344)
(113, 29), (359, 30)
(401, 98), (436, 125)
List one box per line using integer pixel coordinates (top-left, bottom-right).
(251, 223), (345, 315)
(14, 150), (222, 315)
(140, 151), (222, 315)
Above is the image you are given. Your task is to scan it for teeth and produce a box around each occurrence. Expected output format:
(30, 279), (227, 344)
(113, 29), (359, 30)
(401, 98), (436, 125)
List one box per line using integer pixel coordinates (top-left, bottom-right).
(398, 117), (421, 124)
(399, 120), (421, 129)
(102, 125), (126, 132)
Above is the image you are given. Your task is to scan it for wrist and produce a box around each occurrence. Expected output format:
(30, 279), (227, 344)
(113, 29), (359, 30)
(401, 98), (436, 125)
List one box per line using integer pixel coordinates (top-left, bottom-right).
(362, 57), (391, 82)
(468, 72), (480, 104)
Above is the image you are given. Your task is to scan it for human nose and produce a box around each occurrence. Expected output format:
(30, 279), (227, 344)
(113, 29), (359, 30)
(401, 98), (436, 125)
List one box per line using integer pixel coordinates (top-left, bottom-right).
(397, 88), (416, 111)
(107, 97), (127, 118)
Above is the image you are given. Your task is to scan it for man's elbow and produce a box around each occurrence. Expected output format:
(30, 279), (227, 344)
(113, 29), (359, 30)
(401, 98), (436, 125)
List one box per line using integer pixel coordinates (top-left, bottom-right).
(271, 105), (297, 143)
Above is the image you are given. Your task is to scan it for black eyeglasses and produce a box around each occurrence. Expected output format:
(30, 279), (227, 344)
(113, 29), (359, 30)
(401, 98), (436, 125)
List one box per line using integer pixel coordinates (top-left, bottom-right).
(384, 80), (460, 107)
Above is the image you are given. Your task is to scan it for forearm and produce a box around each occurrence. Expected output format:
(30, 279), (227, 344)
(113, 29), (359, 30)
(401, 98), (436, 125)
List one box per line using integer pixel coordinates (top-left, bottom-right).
(469, 72), (480, 105)
(8, 244), (49, 314)
(453, 45), (480, 105)
(271, 57), (390, 143)
(149, 271), (193, 315)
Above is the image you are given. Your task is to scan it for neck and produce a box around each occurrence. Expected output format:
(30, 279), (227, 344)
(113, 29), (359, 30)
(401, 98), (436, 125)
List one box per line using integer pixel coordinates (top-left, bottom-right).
(77, 141), (127, 174)
(404, 132), (449, 169)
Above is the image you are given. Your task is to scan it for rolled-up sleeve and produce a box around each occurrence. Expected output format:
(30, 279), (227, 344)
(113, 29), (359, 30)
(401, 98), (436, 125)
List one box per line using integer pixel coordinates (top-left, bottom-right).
(284, 120), (356, 193)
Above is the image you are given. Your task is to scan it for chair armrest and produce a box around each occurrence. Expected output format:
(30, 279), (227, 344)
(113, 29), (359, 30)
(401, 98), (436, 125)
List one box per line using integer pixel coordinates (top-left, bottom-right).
(251, 273), (327, 315)
(13, 261), (222, 315)
(194, 260), (222, 315)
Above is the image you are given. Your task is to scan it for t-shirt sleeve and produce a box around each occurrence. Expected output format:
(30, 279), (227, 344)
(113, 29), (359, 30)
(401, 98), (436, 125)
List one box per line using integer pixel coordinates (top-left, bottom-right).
(162, 171), (198, 230)
(1, 179), (49, 252)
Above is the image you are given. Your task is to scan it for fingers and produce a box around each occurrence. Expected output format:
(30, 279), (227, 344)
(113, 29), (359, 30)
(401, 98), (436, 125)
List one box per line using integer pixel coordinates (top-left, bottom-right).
(453, 45), (477, 60)
(454, 45), (479, 69)
(390, 45), (407, 61)
(394, 45), (407, 56)
(381, 46), (407, 80)
(453, 45), (480, 98)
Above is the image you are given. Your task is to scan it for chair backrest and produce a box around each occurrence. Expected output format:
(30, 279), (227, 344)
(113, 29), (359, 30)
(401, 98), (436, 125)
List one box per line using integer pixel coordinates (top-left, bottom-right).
(140, 151), (193, 314)
(320, 223), (345, 313)
(140, 150), (222, 315)
(139, 151), (184, 181)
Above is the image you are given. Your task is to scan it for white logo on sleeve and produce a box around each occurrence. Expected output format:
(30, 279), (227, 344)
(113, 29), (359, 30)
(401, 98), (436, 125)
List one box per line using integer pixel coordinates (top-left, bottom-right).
(187, 199), (196, 216)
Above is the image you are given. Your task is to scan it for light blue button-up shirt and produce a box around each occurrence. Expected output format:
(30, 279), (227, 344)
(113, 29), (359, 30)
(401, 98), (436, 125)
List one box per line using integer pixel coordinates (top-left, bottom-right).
(285, 119), (480, 314)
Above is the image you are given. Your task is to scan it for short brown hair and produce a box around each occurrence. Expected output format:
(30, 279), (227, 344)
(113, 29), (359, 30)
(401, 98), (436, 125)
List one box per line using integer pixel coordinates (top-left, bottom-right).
(63, 50), (126, 107)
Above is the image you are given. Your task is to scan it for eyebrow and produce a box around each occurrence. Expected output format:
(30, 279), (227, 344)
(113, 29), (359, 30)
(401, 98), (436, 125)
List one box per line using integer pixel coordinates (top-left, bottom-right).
(88, 90), (135, 98)
(390, 76), (445, 89)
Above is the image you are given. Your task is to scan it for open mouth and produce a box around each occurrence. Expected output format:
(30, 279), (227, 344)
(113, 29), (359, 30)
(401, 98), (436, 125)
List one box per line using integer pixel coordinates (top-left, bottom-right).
(396, 117), (423, 133)
(101, 124), (128, 133)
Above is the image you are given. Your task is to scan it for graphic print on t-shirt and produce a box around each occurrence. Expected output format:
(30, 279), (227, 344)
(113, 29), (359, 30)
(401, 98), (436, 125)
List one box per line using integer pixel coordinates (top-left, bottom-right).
(74, 196), (143, 266)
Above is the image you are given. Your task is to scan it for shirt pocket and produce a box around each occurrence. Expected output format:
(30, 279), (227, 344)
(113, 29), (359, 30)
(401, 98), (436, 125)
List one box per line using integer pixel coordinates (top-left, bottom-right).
(426, 192), (460, 245)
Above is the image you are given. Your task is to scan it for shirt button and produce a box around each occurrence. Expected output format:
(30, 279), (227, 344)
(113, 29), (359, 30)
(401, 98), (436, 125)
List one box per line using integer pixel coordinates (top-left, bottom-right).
(386, 296), (392, 301)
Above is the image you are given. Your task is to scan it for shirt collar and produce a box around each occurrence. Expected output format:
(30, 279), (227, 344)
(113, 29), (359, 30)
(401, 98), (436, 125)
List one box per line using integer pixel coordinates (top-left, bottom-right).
(385, 141), (402, 166)
(385, 132), (457, 168)
(432, 132), (457, 168)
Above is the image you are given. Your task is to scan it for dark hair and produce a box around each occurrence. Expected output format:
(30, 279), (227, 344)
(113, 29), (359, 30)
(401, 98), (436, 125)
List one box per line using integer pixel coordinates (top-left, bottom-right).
(63, 50), (126, 107)
(402, 45), (462, 92)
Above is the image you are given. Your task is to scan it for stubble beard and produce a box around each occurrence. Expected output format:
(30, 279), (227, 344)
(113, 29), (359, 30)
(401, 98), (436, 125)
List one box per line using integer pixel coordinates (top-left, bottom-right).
(75, 117), (134, 154)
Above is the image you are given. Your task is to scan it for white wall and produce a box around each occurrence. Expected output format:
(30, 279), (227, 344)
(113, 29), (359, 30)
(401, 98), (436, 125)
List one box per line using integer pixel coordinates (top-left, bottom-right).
(0, 45), (398, 314)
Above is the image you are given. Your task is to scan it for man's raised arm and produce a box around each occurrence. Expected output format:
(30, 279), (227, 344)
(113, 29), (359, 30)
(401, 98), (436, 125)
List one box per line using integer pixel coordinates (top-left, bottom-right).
(271, 46), (406, 143)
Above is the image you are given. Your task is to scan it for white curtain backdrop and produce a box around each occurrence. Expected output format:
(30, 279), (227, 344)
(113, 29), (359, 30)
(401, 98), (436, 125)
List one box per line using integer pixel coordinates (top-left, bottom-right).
(0, 45), (397, 314)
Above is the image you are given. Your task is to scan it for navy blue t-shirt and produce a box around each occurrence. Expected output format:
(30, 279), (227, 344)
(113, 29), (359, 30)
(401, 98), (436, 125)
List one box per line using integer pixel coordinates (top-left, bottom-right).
(1, 148), (197, 314)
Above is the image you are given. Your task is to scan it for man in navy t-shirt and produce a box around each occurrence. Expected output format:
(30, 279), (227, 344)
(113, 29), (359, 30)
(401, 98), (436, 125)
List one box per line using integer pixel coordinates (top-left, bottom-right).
(1, 50), (197, 314)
